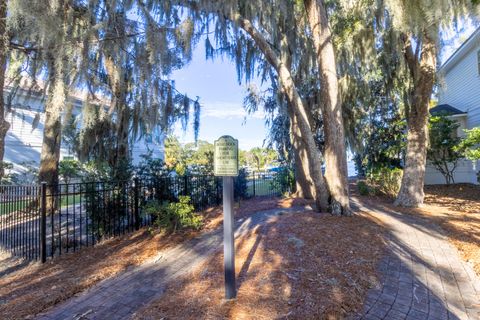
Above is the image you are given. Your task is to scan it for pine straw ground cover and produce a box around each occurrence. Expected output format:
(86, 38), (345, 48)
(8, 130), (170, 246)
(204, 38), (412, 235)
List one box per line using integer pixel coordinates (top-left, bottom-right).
(421, 184), (480, 275)
(0, 197), (310, 320)
(134, 210), (386, 320)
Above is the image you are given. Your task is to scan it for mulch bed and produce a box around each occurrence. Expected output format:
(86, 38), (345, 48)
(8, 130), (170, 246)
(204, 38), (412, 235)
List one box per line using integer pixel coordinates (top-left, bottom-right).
(0, 197), (313, 320)
(134, 209), (386, 320)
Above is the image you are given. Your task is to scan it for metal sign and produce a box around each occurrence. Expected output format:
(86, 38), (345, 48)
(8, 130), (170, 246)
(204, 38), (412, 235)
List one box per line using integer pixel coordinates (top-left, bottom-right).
(214, 136), (239, 177)
(214, 135), (237, 300)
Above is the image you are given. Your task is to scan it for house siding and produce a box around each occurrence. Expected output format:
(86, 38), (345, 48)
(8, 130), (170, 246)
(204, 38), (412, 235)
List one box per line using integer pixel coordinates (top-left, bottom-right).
(4, 90), (164, 177)
(430, 31), (480, 185)
(438, 36), (480, 129)
(425, 160), (479, 185)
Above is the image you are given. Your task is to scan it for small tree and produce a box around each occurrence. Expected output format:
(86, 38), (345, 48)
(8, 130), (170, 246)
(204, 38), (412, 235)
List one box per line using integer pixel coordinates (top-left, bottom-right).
(456, 127), (480, 183)
(246, 147), (278, 171)
(59, 159), (82, 184)
(427, 116), (462, 185)
(457, 127), (480, 160)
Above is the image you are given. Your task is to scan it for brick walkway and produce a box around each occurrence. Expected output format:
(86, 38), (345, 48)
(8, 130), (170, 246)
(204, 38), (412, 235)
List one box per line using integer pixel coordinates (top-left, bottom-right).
(352, 199), (480, 320)
(36, 206), (309, 320)
(36, 199), (480, 320)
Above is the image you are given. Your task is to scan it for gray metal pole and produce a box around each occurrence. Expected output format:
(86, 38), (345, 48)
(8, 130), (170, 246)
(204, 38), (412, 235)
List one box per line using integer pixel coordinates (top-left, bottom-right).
(222, 176), (236, 299)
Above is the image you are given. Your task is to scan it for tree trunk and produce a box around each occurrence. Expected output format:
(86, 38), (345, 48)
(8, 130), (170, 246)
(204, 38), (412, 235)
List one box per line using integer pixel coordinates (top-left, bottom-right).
(233, 13), (330, 212)
(39, 61), (66, 211)
(288, 107), (314, 199)
(0, 0), (10, 178)
(105, 55), (130, 175)
(304, 0), (351, 215)
(395, 32), (437, 207)
(116, 106), (129, 160)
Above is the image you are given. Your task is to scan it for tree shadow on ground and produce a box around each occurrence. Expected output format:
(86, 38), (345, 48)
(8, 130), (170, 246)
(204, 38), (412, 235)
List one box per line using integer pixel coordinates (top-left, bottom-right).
(133, 207), (387, 319)
(350, 196), (478, 319)
(0, 196), (310, 319)
(134, 190), (476, 319)
(353, 181), (480, 277)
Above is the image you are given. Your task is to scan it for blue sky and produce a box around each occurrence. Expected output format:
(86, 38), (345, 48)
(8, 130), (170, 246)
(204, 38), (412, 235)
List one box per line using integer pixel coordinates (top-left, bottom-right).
(170, 42), (267, 151)
(171, 22), (478, 151)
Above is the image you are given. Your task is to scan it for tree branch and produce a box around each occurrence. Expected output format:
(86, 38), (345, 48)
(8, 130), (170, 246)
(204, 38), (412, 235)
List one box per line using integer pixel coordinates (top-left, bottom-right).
(400, 33), (418, 80)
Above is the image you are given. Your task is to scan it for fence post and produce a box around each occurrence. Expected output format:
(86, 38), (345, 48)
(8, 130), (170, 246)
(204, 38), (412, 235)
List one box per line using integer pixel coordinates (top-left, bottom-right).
(252, 172), (256, 197)
(215, 177), (220, 205)
(134, 178), (140, 230)
(40, 182), (47, 263)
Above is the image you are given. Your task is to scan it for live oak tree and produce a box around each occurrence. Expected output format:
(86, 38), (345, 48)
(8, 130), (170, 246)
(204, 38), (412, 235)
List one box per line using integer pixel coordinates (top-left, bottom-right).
(6, 0), (202, 187)
(331, 1), (406, 177)
(383, 0), (479, 207)
(74, 1), (201, 179)
(330, 0), (478, 205)
(5, 0), (89, 195)
(172, 0), (357, 213)
(303, 0), (350, 214)
(0, 0), (8, 178)
(244, 81), (317, 199)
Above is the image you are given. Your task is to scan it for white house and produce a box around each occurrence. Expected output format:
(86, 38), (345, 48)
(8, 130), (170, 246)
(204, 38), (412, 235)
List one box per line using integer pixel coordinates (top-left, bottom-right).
(4, 82), (164, 178)
(425, 27), (480, 185)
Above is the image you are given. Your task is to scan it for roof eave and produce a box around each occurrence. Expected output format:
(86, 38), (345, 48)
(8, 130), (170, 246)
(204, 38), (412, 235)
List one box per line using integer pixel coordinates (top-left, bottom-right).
(439, 27), (480, 74)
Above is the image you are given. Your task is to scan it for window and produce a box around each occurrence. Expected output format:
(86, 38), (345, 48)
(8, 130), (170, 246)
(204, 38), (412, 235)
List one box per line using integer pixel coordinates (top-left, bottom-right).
(478, 50), (480, 75)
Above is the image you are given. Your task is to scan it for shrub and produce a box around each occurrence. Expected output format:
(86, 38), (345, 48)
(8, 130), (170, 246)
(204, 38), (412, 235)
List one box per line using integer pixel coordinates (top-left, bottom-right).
(456, 127), (480, 161)
(83, 181), (129, 238)
(82, 161), (111, 181)
(270, 167), (295, 196)
(144, 196), (202, 231)
(428, 116), (462, 184)
(0, 161), (14, 184)
(135, 154), (171, 181)
(357, 180), (370, 196)
(234, 168), (248, 200)
(366, 167), (403, 197)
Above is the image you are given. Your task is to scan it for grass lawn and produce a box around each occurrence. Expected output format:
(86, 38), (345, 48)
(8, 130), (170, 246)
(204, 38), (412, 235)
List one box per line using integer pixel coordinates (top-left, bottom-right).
(246, 180), (279, 197)
(59, 194), (82, 208)
(0, 201), (30, 215)
(0, 194), (82, 216)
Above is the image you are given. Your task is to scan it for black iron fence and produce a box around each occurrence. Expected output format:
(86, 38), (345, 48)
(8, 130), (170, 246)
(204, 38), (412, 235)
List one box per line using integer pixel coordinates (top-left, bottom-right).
(0, 171), (291, 262)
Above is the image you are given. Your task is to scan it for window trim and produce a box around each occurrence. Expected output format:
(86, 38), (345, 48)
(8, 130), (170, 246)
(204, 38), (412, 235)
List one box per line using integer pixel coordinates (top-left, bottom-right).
(477, 49), (480, 76)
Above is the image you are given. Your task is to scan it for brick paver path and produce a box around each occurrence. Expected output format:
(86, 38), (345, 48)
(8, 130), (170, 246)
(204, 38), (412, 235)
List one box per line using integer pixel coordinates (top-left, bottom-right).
(36, 199), (480, 320)
(352, 198), (480, 320)
(36, 206), (310, 320)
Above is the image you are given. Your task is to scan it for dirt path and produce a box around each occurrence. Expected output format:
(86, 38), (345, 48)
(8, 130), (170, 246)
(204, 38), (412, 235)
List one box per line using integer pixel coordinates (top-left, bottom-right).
(352, 197), (480, 320)
(36, 205), (312, 320)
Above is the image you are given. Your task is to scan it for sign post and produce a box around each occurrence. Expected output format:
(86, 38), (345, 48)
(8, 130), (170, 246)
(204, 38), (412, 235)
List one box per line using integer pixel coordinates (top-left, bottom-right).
(214, 135), (239, 300)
